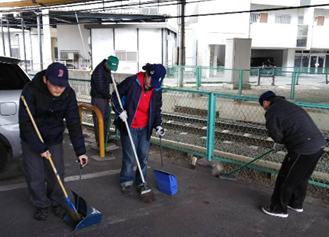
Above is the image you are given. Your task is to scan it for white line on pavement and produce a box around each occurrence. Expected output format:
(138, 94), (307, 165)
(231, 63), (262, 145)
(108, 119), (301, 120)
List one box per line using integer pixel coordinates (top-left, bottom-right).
(0, 169), (121, 192)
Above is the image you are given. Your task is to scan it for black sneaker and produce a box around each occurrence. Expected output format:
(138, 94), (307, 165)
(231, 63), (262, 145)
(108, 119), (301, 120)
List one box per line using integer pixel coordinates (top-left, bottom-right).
(288, 205), (303, 213)
(34, 207), (48, 221)
(122, 185), (133, 197)
(52, 205), (67, 218)
(137, 184), (151, 194)
(261, 206), (288, 218)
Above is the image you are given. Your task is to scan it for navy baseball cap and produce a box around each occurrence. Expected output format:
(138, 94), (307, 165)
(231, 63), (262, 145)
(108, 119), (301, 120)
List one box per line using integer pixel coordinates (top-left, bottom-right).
(149, 64), (166, 88)
(259, 90), (284, 105)
(46, 62), (69, 87)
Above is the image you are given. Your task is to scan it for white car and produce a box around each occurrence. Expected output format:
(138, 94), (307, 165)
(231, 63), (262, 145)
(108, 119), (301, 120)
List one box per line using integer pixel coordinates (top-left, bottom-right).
(0, 56), (31, 173)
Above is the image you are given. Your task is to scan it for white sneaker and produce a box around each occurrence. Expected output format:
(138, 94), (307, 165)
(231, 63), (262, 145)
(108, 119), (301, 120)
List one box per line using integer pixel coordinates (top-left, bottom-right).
(288, 205), (303, 213)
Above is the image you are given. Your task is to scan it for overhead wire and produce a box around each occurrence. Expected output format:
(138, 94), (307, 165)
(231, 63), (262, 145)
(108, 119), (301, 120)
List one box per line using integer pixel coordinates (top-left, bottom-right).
(2, 1), (329, 27)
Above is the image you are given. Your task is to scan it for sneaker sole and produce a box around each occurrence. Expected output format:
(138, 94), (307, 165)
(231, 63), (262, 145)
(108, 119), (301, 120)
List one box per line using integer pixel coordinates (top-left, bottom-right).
(262, 207), (288, 218)
(287, 206), (303, 213)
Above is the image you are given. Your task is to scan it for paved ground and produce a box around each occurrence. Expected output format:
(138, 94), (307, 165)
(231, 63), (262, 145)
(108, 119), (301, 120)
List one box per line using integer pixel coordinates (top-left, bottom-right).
(0, 133), (328, 237)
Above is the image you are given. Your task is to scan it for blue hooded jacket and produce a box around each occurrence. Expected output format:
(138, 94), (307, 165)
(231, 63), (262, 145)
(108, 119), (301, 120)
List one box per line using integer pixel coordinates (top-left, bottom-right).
(111, 73), (163, 140)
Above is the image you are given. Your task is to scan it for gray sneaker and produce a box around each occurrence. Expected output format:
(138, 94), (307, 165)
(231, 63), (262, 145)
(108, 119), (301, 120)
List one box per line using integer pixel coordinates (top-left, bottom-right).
(122, 185), (133, 197)
(137, 184), (151, 194)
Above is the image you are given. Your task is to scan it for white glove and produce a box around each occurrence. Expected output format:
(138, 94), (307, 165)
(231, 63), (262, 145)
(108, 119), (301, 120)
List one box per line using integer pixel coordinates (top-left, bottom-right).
(119, 110), (128, 122)
(273, 143), (285, 153)
(156, 126), (165, 137)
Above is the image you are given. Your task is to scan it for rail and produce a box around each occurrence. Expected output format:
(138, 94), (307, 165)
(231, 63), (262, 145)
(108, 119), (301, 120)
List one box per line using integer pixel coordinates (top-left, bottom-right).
(78, 103), (105, 158)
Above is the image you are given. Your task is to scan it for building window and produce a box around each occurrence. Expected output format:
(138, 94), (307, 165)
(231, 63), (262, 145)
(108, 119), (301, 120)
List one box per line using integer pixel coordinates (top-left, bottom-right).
(250, 13), (258, 23)
(259, 13), (268, 23)
(298, 16), (304, 25)
(317, 16), (325, 26)
(275, 14), (291, 24)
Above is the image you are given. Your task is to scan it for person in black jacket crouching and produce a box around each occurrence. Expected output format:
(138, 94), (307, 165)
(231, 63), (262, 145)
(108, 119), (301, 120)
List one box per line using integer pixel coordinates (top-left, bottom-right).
(19, 62), (88, 221)
(259, 90), (325, 218)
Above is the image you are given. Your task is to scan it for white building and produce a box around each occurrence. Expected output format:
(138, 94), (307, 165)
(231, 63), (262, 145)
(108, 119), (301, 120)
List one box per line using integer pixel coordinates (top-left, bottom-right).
(1, 0), (329, 72)
(191, 0), (329, 72)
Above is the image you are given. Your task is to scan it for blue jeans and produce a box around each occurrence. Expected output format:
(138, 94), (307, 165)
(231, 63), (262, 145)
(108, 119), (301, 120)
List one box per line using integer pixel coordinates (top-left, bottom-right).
(120, 126), (150, 187)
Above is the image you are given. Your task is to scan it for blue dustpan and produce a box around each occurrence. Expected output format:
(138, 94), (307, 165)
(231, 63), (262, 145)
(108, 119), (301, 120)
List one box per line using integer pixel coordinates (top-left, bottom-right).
(63, 190), (102, 231)
(154, 137), (178, 196)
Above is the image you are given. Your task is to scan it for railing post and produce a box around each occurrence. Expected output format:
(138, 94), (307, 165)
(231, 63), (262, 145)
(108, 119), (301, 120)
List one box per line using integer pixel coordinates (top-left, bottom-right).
(196, 66), (201, 90)
(290, 72), (296, 100)
(295, 67), (300, 85)
(78, 103), (105, 158)
(206, 93), (216, 161)
(238, 70), (243, 95)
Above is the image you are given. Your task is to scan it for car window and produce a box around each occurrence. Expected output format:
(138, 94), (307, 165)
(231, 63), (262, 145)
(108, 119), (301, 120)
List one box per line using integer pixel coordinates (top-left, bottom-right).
(0, 63), (30, 90)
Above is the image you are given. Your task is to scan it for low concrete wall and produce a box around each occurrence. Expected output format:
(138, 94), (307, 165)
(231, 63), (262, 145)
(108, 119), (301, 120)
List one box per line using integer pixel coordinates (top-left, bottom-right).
(69, 70), (132, 83)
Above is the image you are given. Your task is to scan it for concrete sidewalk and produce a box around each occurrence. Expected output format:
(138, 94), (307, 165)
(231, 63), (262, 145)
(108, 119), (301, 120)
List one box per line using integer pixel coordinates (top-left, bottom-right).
(0, 134), (328, 237)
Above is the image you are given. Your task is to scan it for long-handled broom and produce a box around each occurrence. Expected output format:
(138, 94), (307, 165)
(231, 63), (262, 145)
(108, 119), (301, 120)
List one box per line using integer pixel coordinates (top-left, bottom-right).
(112, 78), (156, 203)
(21, 96), (81, 221)
(219, 149), (274, 181)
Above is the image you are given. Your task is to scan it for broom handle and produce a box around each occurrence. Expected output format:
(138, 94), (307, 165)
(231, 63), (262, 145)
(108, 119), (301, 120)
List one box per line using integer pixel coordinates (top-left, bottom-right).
(112, 81), (146, 184)
(229, 149), (274, 175)
(21, 96), (69, 198)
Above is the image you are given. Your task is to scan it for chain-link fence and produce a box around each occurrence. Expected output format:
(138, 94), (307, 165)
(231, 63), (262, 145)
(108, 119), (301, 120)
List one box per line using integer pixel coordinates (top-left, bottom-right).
(163, 66), (329, 104)
(67, 76), (329, 189)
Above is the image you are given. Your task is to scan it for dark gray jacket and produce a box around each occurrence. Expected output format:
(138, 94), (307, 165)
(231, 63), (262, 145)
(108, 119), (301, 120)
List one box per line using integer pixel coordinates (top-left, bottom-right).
(19, 71), (86, 157)
(265, 97), (325, 154)
(90, 59), (112, 99)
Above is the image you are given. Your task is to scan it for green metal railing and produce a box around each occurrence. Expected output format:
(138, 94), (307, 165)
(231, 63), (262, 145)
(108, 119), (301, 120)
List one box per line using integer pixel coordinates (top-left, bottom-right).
(162, 65), (329, 103)
(67, 77), (329, 189)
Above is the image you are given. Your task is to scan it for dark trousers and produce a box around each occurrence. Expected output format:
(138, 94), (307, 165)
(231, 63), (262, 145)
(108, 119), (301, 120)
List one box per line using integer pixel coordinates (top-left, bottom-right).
(22, 141), (65, 208)
(91, 97), (110, 145)
(270, 148), (324, 212)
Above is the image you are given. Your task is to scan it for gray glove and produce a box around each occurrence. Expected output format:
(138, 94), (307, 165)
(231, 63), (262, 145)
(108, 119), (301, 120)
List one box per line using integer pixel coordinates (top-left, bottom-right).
(156, 126), (165, 137)
(273, 143), (285, 153)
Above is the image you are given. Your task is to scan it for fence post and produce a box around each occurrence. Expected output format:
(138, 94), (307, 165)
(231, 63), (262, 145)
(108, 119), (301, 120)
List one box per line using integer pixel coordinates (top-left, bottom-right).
(295, 67), (300, 85)
(290, 72), (296, 100)
(206, 93), (216, 161)
(196, 66), (201, 90)
(238, 70), (243, 95)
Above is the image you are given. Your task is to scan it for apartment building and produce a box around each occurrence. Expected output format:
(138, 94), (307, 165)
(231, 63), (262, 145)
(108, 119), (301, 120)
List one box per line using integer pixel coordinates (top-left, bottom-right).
(192, 0), (329, 71)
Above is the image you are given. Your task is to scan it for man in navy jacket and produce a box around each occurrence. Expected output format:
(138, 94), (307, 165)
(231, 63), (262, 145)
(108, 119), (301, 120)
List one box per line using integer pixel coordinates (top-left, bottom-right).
(19, 62), (88, 221)
(112, 63), (166, 196)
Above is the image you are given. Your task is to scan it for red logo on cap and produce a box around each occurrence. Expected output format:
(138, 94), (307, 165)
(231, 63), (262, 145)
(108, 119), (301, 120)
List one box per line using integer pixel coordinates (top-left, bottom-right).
(58, 69), (64, 77)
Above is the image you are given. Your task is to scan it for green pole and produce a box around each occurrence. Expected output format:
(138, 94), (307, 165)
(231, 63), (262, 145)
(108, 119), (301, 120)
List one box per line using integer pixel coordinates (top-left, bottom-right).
(206, 93), (216, 161)
(196, 66), (201, 90)
(295, 67), (300, 85)
(104, 103), (112, 150)
(290, 72), (296, 100)
(238, 70), (243, 95)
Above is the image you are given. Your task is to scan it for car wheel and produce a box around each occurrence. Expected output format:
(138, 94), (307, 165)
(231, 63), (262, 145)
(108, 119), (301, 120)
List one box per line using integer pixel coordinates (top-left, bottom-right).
(0, 142), (8, 172)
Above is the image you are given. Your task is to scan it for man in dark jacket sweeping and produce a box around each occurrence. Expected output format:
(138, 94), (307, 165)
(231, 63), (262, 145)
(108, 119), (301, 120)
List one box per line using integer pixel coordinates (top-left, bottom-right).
(19, 62), (88, 221)
(90, 56), (118, 149)
(259, 90), (325, 218)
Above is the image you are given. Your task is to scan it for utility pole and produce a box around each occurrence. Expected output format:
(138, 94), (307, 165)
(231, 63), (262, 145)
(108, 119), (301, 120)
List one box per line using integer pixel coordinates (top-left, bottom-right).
(179, 0), (185, 87)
